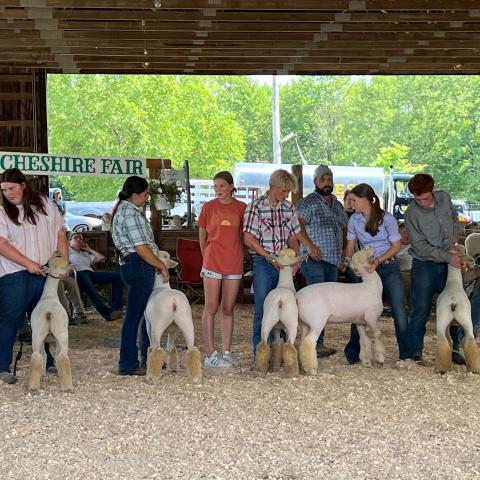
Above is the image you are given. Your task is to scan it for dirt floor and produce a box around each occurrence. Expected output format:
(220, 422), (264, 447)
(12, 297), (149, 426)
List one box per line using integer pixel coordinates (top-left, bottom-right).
(1, 305), (480, 480)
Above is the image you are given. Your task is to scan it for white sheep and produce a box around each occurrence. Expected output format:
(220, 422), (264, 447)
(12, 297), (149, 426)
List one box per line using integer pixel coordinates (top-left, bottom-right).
(144, 251), (202, 384)
(255, 249), (306, 377)
(296, 247), (385, 374)
(435, 244), (480, 374)
(29, 251), (73, 393)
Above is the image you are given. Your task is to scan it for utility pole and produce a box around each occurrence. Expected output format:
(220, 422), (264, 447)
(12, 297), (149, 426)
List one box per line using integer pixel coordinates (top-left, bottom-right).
(272, 75), (282, 164)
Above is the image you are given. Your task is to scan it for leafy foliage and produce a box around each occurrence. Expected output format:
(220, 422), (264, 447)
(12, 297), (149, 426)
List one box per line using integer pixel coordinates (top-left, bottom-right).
(48, 74), (480, 203)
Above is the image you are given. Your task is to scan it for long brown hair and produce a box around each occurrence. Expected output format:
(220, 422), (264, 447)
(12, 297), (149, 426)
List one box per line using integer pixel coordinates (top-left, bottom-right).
(0, 168), (47, 225)
(350, 183), (384, 236)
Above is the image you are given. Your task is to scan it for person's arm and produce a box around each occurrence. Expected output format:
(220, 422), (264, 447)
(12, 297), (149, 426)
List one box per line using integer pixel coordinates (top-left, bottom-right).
(370, 240), (401, 270)
(199, 227), (207, 256)
(82, 242), (104, 265)
(244, 231), (269, 258)
(296, 218), (322, 260)
(344, 239), (356, 261)
(134, 244), (169, 282)
(56, 228), (69, 264)
(0, 235), (45, 275)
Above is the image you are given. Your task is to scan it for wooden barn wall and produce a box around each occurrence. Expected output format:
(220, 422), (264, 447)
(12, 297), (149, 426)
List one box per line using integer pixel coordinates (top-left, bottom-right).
(0, 68), (49, 195)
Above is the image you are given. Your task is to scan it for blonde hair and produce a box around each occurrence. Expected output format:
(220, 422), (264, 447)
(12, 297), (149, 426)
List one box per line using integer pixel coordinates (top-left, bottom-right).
(269, 169), (298, 193)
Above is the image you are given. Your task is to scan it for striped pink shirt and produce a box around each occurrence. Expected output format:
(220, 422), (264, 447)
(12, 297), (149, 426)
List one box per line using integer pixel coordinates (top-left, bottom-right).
(0, 198), (64, 277)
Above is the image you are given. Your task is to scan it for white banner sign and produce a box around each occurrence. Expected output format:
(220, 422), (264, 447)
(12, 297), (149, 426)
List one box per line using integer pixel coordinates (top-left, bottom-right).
(0, 152), (147, 177)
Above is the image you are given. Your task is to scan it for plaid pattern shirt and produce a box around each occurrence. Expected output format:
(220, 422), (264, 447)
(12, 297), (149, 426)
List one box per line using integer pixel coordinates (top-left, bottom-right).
(111, 200), (159, 256)
(243, 193), (300, 255)
(297, 192), (348, 267)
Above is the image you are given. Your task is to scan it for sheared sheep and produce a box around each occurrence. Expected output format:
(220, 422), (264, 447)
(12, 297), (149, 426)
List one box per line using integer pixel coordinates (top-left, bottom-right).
(296, 247), (385, 374)
(29, 251), (73, 393)
(144, 251), (202, 384)
(435, 244), (480, 374)
(254, 249), (306, 377)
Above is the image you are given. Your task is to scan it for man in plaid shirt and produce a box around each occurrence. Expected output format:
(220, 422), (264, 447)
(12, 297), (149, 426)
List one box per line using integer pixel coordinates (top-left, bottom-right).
(297, 165), (349, 358)
(244, 169), (321, 353)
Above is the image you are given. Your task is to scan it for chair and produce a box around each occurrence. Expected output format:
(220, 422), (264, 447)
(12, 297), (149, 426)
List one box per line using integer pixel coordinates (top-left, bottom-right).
(175, 238), (204, 304)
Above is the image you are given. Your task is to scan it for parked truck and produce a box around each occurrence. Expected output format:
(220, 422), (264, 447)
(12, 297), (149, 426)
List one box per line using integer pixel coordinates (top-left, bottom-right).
(233, 162), (413, 221)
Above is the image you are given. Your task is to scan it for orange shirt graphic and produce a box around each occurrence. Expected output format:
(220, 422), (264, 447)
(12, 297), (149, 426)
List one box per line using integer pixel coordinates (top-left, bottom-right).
(198, 198), (246, 275)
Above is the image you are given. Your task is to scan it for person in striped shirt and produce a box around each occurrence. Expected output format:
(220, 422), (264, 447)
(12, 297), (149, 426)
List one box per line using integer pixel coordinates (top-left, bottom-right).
(243, 169), (319, 353)
(0, 168), (68, 385)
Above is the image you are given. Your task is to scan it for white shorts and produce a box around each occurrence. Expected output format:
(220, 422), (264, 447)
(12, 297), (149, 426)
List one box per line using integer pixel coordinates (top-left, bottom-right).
(201, 268), (242, 280)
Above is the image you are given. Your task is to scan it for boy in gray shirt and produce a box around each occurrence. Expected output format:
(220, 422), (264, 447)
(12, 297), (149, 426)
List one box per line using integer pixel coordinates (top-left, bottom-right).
(405, 173), (463, 365)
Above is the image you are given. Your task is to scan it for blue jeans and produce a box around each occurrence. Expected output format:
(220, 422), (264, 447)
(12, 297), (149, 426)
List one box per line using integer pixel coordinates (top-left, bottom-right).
(344, 260), (411, 362)
(409, 259), (460, 358)
(301, 259), (339, 346)
(0, 271), (45, 372)
(252, 255), (279, 353)
(118, 253), (155, 373)
(76, 270), (124, 320)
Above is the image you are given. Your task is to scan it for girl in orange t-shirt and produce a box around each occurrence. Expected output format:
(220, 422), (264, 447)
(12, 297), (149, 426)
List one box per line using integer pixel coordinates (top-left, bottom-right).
(198, 171), (246, 368)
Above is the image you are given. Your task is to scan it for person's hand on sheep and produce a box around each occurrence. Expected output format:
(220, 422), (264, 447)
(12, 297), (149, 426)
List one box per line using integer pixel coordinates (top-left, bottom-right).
(307, 243), (322, 261)
(27, 259), (46, 276)
(156, 261), (170, 283)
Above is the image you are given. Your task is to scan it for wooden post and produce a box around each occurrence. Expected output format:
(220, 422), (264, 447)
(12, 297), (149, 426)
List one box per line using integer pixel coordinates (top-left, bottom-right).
(291, 164), (303, 206)
(146, 158), (171, 245)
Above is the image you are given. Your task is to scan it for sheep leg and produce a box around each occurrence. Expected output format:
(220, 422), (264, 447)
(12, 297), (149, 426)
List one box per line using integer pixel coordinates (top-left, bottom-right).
(29, 320), (49, 393)
(254, 342), (271, 377)
(270, 329), (283, 372)
(281, 307), (299, 377)
(366, 317), (385, 366)
(357, 325), (373, 367)
(299, 332), (319, 376)
(175, 311), (202, 381)
(185, 347), (202, 383)
(56, 353), (73, 393)
(435, 313), (453, 374)
(165, 333), (178, 372)
(29, 352), (44, 394)
(51, 319), (73, 392)
(146, 347), (165, 384)
(454, 308), (480, 374)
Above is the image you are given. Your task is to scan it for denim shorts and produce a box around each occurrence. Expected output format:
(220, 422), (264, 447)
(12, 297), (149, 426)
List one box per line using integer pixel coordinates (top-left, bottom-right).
(201, 268), (242, 280)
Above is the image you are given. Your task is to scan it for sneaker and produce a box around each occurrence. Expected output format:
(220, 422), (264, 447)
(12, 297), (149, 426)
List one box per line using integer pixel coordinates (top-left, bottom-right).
(109, 310), (123, 321)
(452, 350), (466, 365)
(115, 367), (146, 376)
(413, 355), (426, 366)
(338, 355), (353, 366)
(0, 371), (17, 384)
(316, 344), (337, 358)
(204, 351), (231, 368)
(223, 351), (240, 367)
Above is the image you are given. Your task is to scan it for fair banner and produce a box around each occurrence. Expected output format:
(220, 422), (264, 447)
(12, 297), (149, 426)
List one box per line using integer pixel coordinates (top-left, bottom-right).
(0, 151), (146, 177)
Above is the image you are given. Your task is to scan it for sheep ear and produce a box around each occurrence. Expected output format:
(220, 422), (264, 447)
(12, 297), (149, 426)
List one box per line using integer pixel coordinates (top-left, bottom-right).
(167, 259), (178, 269)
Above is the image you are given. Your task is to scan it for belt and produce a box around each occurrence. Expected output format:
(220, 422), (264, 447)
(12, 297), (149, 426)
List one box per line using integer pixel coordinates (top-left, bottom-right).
(381, 257), (397, 265)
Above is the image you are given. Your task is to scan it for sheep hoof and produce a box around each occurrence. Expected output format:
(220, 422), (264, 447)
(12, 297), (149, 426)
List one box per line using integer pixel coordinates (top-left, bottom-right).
(303, 368), (317, 376)
(61, 387), (73, 394)
(299, 337), (318, 376)
(29, 388), (40, 396)
(361, 360), (372, 368)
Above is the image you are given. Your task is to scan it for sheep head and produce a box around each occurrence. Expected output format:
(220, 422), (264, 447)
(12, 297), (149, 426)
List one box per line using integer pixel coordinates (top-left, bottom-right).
(350, 247), (375, 275)
(465, 233), (480, 261)
(45, 251), (71, 276)
(157, 250), (178, 270)
(450, 244), (475, 269)
(272, 248), (307, 267)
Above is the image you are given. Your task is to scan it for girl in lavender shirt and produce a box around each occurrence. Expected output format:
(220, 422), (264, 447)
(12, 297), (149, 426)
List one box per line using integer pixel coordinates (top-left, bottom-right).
(343, 183), (411, 363)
